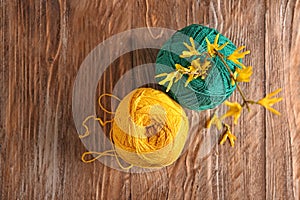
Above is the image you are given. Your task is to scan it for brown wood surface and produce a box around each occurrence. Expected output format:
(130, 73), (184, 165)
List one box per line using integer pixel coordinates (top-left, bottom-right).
(1, 0), (300, 199)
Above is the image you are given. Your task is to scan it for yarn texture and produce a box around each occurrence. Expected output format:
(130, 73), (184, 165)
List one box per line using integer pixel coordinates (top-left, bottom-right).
(112, 88), (189, 168)
(156, 24), (239, 111)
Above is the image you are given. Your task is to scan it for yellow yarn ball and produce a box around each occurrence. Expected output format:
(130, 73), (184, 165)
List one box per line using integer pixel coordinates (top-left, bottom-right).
(112, 88), (189, 168)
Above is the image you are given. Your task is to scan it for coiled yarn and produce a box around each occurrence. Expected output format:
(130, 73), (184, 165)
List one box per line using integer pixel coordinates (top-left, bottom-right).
(156, 24), (238, 110)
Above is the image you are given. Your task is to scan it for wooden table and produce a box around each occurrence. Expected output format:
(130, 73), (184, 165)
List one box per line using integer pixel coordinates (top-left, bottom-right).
(1, 0), (299, 199)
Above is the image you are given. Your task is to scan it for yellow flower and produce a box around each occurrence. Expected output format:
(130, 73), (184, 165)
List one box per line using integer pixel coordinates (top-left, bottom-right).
(180, 37), (200, 58)
(231, 66), (253, 85)
(221, 101), (243, 124)
(257, 88), (283, 115)
(205, 34), (229, 57)
(175, 63), (190, 73)
(191, 58), (211, 79)
(175, 64), (195, 87)
(182, 58), (212, 86)
(231, 73), (236, 86)
(220, 124), (237, 147)
(227, 46), (250, 68)
(206, 113), (222, 130)
(155, 71), (182, 92)
(184, 65), (197, 87)
(190, 58), (201, 69)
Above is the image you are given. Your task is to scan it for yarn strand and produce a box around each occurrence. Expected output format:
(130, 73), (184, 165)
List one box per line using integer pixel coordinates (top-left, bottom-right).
(80, 93), (133, 170)
(80, 93), (120, 139)
(79, 115), (114, 139)
(98, 93), (121, 114)
(81, 128), (133, 170)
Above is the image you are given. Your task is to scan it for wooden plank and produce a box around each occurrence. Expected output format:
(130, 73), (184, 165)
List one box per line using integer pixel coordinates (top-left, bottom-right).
(0, 0), (299, 199)
(265, 0), (299, 199)
(289, 1), (300, 198)
(208, 1), (268, 199)
(64, 1), (134, 200)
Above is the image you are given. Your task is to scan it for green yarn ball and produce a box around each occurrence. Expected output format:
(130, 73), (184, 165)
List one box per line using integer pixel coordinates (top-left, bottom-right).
(155, 24), (239, 111)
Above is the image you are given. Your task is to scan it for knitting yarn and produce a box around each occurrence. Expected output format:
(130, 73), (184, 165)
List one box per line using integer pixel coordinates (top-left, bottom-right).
(156, 24), (238, 111)
(112, 88), (189, 168)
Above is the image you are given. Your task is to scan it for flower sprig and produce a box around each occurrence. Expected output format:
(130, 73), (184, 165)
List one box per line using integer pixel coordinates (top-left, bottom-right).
(205, 35), (283, 147)
(205, 34), (229, 57)
(180, 37), (201, 58)
(220, 124), (237, 147)
(156, 37), (212, 92)
(206, 87), (282, 147)
(156, 33), (282, 147)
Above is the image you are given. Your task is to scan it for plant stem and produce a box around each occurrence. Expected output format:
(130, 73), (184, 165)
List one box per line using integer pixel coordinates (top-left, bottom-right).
(246, 100), (257, 104)
(216, 51), (251, 111)
(236, 85), (250, 111)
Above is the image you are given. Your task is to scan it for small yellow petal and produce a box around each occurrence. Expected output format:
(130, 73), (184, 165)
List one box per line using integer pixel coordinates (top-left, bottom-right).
(206, 113), (222, 130)
(266, 106), (281, 115)
(185, 74), (194, 87)
(220, 124), (237, 147)
(205, 37), (211, 45)
(257, 88), (283, 115)
(214, 34), (220, 46)
(267, 88), (282, 98)
(227, 46), (250, 68)
(166, 81), (172, 92)
(191, 58), (200, 68)
(229, 134), (236, 147)
(175, 64), (186, 71)
(190, 37), (195, 48)
(221, 101), (243, 124)
(217, 42), (229, 51)
(235, 66), (253, 82)
(155, 73), (168, 78)
(180, 37), (200, 58)
(231, 79), (236, 86)
(220, 133), (228, 145)
(236, 46), (245, 51)
(157, 71), (179, 92)
(205, 35), (229, 57)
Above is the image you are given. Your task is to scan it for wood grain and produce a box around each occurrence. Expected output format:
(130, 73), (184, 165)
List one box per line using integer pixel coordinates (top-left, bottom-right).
(1, 0), (299, 199)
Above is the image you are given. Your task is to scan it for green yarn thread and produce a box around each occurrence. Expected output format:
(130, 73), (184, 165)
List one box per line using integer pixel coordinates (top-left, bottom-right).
(155, 24), (239, 111)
